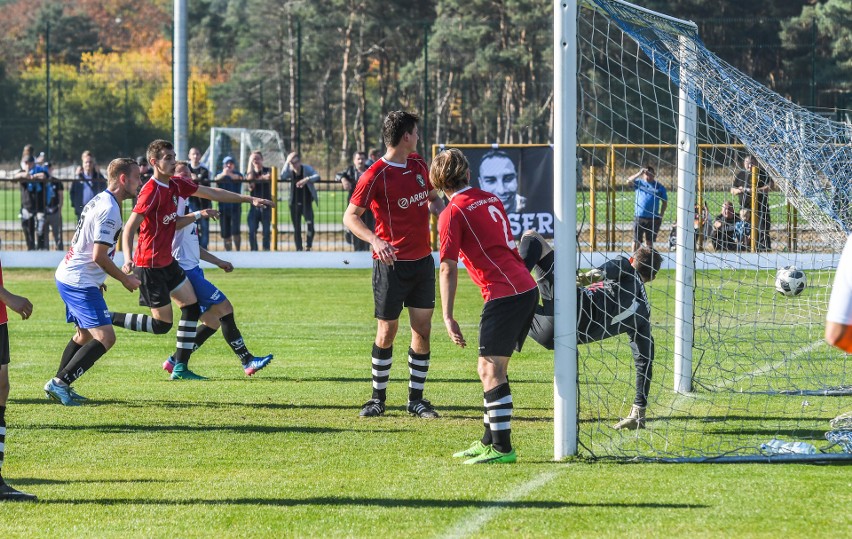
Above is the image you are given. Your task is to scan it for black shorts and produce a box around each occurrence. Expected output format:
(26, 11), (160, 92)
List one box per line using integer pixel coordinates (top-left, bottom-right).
(373, 255), (436, 320)
(479, 287), (539, 357)
(138, 260), (188, 308)
(0, 323), (9, 366)
(634, 217), (662, 245)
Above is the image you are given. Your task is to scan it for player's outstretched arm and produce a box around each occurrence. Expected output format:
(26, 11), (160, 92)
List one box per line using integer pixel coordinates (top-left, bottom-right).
(121, 212), (144, 274)
(93, 242), (140, 292)
(0, 285), (33, 320)
(439, 259), (466, 348)
(176, 208), (220, 231)
(193, 184), (275, 209)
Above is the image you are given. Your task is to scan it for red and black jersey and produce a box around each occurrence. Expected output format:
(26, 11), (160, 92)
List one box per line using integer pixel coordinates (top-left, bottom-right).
(439, 187), (536, 302)
(132, 176), (198, 268)
(350, 153), (433, 261)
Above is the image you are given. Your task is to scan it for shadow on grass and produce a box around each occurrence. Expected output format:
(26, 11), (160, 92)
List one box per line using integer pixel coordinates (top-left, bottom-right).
(15, 398), (553, 414)
(35, 495), (707, 509)
(234, 376), (551, 385)
(33, 424), (407, 435)
(13, 478), (178, 486)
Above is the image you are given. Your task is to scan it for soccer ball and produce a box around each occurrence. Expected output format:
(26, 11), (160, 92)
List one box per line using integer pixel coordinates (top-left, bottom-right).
(775, 266), (807, 297)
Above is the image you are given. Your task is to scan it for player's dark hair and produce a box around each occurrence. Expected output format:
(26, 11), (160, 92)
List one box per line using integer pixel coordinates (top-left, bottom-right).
(147, 139), (174, 163)
(430, 148), (470, 192)
(383, 111), (419, 148)
(633, 246), (662, 282)
(643, 164), (655, 174)
(107, 157), (137, 185)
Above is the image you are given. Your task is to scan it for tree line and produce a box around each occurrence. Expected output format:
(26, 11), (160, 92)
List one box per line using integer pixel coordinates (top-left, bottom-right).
(0, 0), (849, 170)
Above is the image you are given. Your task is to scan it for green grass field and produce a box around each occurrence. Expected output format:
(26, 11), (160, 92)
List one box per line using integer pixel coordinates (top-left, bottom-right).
(1, 268), (850, 537)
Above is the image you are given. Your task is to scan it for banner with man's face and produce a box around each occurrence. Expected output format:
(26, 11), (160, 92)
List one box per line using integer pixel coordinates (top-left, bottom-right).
(442, 146), (554, 238)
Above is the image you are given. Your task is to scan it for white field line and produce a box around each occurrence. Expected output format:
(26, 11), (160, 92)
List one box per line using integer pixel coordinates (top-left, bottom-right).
(437, 467), (564, 539)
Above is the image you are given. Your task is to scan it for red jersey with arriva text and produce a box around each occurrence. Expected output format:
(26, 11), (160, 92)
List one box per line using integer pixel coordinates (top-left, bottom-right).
(439, 187), (536, 301)
(132, 176), (198, 268)
(0, 258), (7, 324)
(350, 153), (433, 261)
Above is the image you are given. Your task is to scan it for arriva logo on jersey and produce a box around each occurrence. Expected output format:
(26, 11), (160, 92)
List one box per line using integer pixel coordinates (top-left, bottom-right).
(416, 173), (426, 187)
(162, 212), (179, 224)
(398, 190), (428, 209)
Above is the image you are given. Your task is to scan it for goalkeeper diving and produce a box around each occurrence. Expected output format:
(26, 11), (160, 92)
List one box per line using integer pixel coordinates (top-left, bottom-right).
(518, 231), (662, 430)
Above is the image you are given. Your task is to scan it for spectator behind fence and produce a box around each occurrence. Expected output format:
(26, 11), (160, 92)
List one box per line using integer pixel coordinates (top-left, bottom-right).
(137, 155), (153, 184)
(338, 150), (374, 251)
(16, 156), (42, 250)
(282, 152), (320, 252)
(245, 151), (273, 251)
(214, 156), (244, 251)
(366, 147), (381, 167)
(187, 148), (212, 248)
(626, 164), (668, 252)
(710, 201), (748, 252)
(71, 151), (107, 220)
(19, 144), (34, 172)
(41, 162), (64, 251)
(732, 155), (773, 251)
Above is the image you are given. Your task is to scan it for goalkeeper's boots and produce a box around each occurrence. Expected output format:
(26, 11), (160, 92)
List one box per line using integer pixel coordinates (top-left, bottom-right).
(163, 355), (176, 374)
(44, 379), (81, 406)
(453, 440), (489, 459)
(359, 398), (385, 418)
(244, 354), (273, 376)
(170, 362), (208, 381)
(0, 481), (37, 502)
(613, 405), (646, 430)
(463, 446), (517, 464)
(407, 399), (440, 419)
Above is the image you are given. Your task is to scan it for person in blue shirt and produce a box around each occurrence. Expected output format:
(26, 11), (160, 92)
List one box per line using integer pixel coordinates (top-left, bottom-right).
(627, 165), (668, 252)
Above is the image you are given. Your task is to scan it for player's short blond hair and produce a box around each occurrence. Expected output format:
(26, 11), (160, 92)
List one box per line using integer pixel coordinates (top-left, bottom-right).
(107, 157), (137, 187)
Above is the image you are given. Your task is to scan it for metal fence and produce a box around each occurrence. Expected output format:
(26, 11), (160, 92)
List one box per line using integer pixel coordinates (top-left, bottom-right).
(0, 176), (363, 252)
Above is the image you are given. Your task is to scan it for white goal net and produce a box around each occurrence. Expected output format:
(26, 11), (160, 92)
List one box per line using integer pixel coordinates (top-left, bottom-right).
(572, 0), (852, 462)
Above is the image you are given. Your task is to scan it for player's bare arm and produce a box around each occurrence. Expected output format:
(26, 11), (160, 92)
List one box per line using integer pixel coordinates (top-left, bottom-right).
(428, 189), (446, 216)
(439, 259), (466, 348)
(0, 286), (33, 320)
(825, 321), (852, 353)
(193, 184), (274, 209)
(176, 208), (220, 231)
(199, 247), (233, 273)
(343, 203), (398, 265)
(121, 211), (145, 273)
(93, 242), (140, 292)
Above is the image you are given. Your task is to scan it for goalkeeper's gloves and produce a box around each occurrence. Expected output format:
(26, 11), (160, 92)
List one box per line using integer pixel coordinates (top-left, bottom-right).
(576, 268), (604, 287)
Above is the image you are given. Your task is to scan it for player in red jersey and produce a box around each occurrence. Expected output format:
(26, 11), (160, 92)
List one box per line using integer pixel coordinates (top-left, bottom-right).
(343, 111), (446, 418)
(432, 148), (538, 464)
(112, 140), (274, 380)
(0, 257), (37, 500)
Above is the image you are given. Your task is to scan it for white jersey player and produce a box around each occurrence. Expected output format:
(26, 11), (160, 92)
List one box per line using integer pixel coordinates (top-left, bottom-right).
(45, 158), (141, 406)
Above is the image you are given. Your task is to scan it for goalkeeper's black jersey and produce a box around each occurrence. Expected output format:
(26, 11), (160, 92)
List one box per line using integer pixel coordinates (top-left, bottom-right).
(577, 257), (651, 344)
